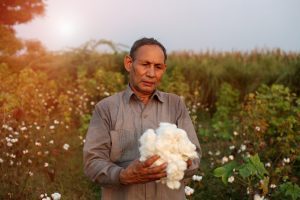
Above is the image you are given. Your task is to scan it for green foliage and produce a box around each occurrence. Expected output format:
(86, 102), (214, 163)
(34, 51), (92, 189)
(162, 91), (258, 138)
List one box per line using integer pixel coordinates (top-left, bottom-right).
(211, 83), (240, 140)
(276, 182), (300, 200)
(238, 154), (268, 179)
(213, 161), (238, 185)
(1, 46), (300, 199)
(214, 154), (268, 185)
(159, 65), (190, 97)
(241, 84), (300, 160)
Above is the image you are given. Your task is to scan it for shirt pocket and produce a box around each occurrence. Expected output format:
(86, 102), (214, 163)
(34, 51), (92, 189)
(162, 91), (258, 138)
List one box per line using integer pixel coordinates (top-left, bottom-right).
(110, 129), (139, 163)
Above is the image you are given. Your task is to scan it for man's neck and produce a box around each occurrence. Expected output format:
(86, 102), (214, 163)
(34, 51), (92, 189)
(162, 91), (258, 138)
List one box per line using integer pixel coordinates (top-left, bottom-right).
(129, 85), (153, 104)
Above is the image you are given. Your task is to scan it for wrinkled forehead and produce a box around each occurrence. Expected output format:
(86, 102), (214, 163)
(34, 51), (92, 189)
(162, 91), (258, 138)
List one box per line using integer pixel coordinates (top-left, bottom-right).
(134, 45), (166, 63)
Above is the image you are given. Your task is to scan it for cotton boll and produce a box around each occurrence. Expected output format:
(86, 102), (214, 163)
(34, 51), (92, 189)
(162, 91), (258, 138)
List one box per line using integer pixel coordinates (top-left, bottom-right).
(179, 141), (198, 159)
(139, 122), (198, 190)
(167, 180), (181, 190)
(139, 129), (157, 162)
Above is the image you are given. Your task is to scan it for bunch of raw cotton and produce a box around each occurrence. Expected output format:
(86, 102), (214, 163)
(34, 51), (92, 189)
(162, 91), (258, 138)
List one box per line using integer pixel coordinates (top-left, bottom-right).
(139, 122), (198, 189)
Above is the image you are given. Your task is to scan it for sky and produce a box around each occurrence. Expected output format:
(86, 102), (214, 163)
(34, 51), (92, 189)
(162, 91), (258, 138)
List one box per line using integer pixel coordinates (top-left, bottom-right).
(15, 0), (300, 52)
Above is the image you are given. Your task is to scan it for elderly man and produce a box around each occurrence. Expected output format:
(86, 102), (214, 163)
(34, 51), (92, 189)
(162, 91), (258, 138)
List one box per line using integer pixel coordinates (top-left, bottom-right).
(83, 37), (201, 200)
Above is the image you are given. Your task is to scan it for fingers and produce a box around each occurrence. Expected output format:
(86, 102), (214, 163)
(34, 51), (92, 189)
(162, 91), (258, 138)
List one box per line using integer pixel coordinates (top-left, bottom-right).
(142, 155), (160, 167)
(120, 156), (168, 185)
(146, 162), (167, 174)
(187, 159), (192, 168)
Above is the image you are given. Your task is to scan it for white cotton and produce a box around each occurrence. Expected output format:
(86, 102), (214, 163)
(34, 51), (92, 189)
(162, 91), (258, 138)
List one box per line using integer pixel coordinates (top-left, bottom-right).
(139, 129), (157, 162)
(139, 122), (198, 190)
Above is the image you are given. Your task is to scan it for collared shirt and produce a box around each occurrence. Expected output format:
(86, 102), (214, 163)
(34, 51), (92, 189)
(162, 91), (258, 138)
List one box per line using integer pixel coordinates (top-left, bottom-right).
(83, 86), (201, 200)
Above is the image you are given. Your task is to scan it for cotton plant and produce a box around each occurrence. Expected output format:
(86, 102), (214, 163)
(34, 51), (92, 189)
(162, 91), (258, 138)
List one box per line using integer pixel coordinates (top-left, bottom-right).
(139, 122), (198, 189)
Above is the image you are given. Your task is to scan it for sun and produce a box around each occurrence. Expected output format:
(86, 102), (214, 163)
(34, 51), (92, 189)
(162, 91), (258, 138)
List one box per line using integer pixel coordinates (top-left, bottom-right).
(58, 20), (77, 37)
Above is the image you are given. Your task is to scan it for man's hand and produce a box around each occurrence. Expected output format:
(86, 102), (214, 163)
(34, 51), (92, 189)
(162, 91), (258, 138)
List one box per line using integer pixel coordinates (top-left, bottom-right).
(119, 155), (167, 185)
(187, 159), (192, 168)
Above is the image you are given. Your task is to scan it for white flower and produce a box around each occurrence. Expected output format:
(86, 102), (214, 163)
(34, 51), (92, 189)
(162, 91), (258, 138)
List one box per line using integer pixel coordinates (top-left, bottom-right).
(208, 151), (213, 156)
(44, 162), (49, 167)
(90, 101), (95, 105)
(28, 171), (33, 176)
(20, 126), (27, 131)
(192, 175), (203, 181)
(265, 162), (271, 167)
(35, 142), (42, 146)
(2, 124), (9, 129)
(7, 142), (13, 147)
(229, 145), (235, 150)
(283, 158), (290, 163)
(36, 126), (40, 130)
(28, 159), (32, 164)
(215, 150), (221, 156)
(247, 187), (251, 194)
(270, 184), (276, 188)
(184, 186), (194, 196)
(51, 192), (61, 200)
(0, 158), (4, 163)
(54, 120), (60, 124)
(255, 126), (261, 131)
(222, 156), (229, 164)
(11, 138), (18, 143)
(49, 140), (54, 144)
(49, 125), (55, 130)
(228, 176), (234, 183)
(63, 143), (70, 151)
(23, 149), (29, 154)
(104, 91), (110, 96)
(240, 144), (247, 151)
(254, 194), (264, 200)
(233, 131), (239, 136)
(229, 155), (234, 160)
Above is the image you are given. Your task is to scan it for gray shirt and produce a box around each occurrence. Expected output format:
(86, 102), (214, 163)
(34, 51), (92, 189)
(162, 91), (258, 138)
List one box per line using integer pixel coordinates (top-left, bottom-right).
(83, 86), (201, 200)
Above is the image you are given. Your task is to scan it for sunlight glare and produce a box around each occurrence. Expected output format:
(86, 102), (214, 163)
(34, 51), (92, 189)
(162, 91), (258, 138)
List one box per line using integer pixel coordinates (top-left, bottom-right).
(58, 20), (77, 37)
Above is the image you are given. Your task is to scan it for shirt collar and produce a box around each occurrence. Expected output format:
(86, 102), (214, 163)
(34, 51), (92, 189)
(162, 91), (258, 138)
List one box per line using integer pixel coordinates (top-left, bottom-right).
(124, 84), (165, 104)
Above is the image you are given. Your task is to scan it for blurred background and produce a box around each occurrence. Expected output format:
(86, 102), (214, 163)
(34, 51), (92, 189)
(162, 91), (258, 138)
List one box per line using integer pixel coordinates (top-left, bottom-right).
(1, 0), (300, 199)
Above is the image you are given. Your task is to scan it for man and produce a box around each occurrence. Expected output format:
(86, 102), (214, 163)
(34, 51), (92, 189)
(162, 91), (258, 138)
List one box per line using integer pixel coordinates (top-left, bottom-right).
(83, 37), (201, 200)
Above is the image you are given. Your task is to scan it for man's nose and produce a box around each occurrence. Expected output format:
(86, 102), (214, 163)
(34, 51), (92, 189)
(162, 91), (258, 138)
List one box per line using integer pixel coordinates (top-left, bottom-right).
(146, 65), (155, 77)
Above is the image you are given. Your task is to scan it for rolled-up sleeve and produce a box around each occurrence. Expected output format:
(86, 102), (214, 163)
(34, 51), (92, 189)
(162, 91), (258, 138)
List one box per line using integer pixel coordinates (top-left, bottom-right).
(83, 101), (123, 186)
(176, 98), (202, 178)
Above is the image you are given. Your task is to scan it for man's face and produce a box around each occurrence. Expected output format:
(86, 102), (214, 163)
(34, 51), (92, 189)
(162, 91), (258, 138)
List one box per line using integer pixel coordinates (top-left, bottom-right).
(125, 45), (166, 96)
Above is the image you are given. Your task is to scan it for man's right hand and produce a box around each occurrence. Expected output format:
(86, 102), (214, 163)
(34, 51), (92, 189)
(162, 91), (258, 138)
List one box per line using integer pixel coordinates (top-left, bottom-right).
(119, 155), (167, 185)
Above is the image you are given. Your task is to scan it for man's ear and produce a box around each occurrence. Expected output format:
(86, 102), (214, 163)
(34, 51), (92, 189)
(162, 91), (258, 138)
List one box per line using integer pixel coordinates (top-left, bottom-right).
(163, 64), (167, 73)
(124, 55), (133, 72)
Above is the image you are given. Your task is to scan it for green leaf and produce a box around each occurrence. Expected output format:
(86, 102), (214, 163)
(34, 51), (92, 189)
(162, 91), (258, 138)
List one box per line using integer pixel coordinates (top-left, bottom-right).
(239, 163), (256, 178)
(213, 161), (238, 185)
(238, 154), (268, 179)
(249, 154), (269, 179)
(279, 182), (300, 200)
